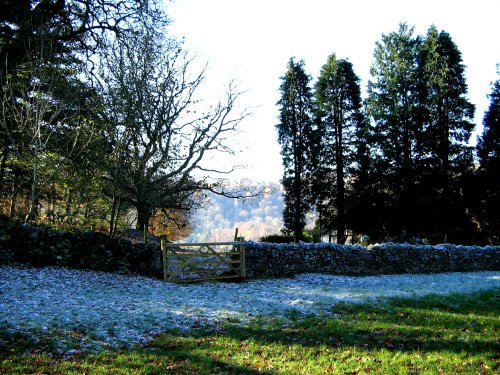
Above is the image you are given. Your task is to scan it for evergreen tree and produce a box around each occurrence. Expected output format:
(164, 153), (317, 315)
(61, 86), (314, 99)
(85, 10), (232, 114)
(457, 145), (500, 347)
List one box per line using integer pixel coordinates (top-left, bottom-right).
(478, 75), (500, 172)
(276, 58), (315, 242)
(476, 74), (500, 244)
(348, 109), (381, 240)
(314, 54), (363, 243)
(417, 26), (475, 242)
(365, 23), (476, 243)
(366, 23), (421, 239)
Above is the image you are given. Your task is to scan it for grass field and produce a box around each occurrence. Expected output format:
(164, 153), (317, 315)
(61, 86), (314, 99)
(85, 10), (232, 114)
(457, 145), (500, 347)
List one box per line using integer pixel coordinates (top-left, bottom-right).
(1, 289), (498, 374)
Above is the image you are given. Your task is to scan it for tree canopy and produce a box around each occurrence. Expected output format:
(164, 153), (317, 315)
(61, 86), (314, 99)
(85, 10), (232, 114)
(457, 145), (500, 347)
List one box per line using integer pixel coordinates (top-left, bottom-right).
(276, 58), (315, 242)
(1, 8), (499, 245)
(276, 23), (498, 245)
(98, 26), (247, 232)
(314, 54), (363, 243)
(0, 0), (249, 240)
(474, 73), (500, 244)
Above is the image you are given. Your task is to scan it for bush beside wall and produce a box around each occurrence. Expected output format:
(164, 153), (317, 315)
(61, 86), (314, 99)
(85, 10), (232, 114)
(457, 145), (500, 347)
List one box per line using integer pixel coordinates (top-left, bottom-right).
(244, 242), (500, 278)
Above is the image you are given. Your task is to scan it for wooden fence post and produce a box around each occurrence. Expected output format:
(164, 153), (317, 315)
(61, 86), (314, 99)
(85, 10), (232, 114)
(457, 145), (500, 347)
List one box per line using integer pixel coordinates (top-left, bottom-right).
(238, 236), (246, 279)
(160, 235), (167, 281)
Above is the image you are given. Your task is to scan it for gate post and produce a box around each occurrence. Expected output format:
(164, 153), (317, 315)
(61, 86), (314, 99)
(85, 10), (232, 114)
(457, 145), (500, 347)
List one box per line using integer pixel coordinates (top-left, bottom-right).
(238, 236), (246, 279)
(160, 235), (168, 281)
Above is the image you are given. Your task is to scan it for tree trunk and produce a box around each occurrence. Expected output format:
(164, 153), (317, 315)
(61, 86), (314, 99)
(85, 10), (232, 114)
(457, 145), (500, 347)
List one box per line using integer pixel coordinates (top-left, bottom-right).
(400, 114), (412, 237)
(136, 205), (152, 233)
(9, 182), (17, 219)
(293, 148), (303, 243)
(336, 160), (346, 244)
(294, 178), (302, 243)
(336, 109), (346, 245)
(25, 143), (39, 222)
(108, 183), (123, 238)
(112, 195), (123, 238)
(0, 150), (7, 192)
(293, 112), (303, 243)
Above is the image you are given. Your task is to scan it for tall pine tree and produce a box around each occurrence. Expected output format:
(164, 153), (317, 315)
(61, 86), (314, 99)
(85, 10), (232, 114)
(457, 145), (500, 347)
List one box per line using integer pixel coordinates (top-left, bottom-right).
(366, 23), (421, 238)
(417, 26), (475, 242)
(314, 54), (363, 243)
(478, 76), (500, 167)
(276, 58), (315, 242)
(348, 109), (380, 240)
(476, 74), (500, 244)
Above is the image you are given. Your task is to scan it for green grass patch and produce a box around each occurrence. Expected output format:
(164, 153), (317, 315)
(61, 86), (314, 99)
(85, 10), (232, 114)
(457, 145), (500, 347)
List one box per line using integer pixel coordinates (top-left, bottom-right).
(1, 289), (498, 374)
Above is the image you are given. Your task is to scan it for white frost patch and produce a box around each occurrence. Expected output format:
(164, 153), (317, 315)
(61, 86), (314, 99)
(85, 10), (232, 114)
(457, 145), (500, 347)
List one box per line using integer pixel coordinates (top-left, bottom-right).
(0, 266), (498, 352)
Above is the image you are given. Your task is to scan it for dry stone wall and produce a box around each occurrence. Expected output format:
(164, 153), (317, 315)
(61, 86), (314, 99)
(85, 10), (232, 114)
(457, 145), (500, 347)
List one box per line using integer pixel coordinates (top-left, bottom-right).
(0, 223), (162, 277)
(1, 222), (499, 279)
(244, 242), (500, 278)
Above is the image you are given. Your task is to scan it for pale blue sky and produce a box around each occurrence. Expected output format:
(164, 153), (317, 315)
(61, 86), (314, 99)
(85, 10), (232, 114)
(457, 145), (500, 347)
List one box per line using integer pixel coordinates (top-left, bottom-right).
(166, 0), (500, 182)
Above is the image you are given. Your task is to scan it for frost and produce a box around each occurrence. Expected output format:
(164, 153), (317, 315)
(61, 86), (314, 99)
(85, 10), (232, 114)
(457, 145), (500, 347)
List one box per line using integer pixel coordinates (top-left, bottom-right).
(0, 266), (498, 352)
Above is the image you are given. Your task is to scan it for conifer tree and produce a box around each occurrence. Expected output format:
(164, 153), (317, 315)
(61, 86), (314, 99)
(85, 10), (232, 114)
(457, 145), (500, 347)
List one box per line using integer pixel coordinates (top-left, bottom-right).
(276, 58), (315, 242)
(476, 74), (500, 244)
(417, 26), (475, 242)
(365, 23), (476, 242)
(478, 76), (500, 167)
(348, 110), (380, 240)
(366, 23), (421, 238)
(314, 54), (363, 243)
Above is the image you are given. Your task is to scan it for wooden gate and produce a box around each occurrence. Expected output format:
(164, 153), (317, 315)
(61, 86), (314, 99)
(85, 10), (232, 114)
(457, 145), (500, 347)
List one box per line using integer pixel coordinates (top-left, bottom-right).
(160, 237), (246, 283)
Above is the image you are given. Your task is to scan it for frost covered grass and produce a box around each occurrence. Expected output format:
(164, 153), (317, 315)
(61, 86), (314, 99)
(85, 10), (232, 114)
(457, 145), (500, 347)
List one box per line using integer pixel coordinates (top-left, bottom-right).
(0, 266), (499, 374)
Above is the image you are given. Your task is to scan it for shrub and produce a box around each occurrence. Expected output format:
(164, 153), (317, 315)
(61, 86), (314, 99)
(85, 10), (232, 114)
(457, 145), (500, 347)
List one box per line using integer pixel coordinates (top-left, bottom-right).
(259, 234), (312, 243)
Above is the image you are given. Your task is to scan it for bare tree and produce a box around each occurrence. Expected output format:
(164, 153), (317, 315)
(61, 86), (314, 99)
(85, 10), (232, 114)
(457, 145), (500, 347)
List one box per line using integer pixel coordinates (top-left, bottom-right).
(97, 27), (249, 234)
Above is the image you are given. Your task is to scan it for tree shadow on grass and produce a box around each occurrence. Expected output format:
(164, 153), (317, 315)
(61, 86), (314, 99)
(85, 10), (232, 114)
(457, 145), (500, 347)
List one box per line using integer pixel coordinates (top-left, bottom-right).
(0, 337), (265, 375)
(0, 327), (265, 374)
(147, 289), (499, 372)
(1, 289), (498, 374)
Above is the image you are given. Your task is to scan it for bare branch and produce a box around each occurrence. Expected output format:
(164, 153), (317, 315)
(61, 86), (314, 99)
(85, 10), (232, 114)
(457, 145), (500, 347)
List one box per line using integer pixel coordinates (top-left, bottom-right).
(97, 27), (253, 229)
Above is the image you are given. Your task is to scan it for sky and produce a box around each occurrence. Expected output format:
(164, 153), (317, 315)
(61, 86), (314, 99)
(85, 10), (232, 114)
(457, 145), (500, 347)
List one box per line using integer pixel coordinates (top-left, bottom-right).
(165, 0), (500, 183)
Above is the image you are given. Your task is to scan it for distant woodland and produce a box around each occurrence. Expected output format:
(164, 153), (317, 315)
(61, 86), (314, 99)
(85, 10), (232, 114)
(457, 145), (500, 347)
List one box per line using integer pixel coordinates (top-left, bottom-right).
(1, 2), (498, 245)
(188, 182), (285, 242)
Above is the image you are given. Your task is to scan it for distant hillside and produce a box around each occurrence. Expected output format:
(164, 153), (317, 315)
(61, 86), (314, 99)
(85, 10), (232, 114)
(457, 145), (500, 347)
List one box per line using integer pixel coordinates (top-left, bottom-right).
(188, 182), (284, 242)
